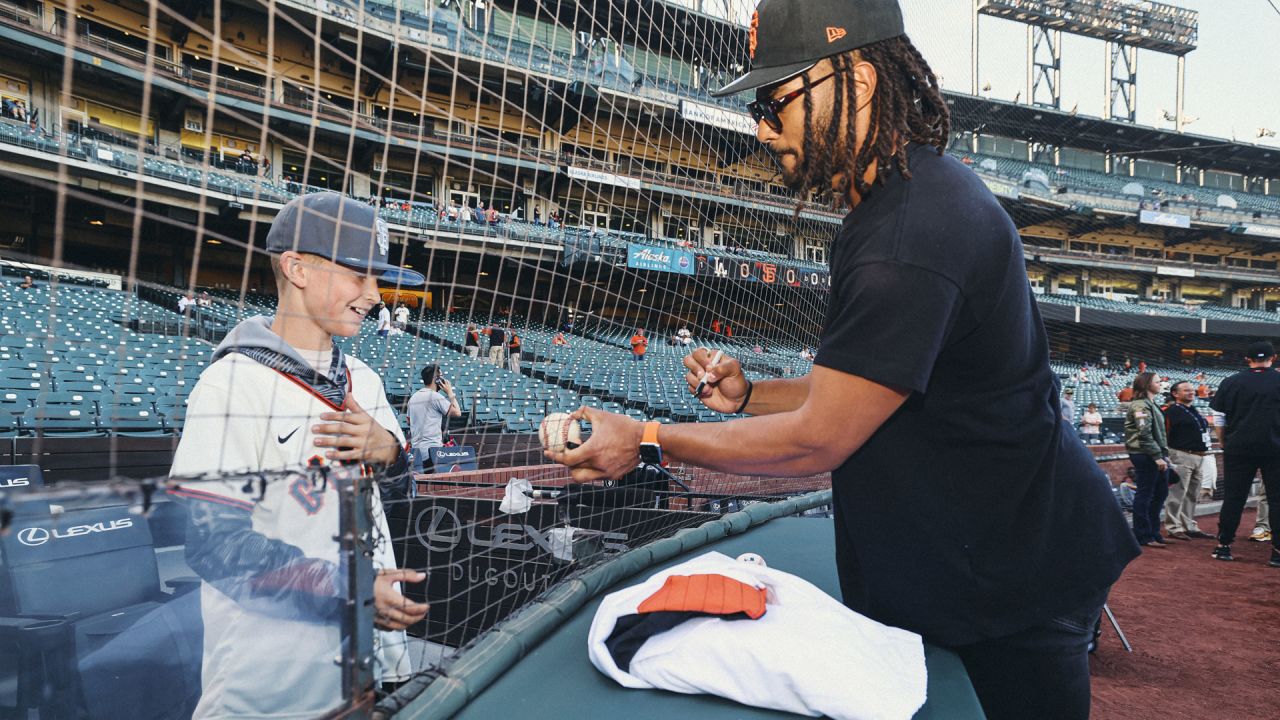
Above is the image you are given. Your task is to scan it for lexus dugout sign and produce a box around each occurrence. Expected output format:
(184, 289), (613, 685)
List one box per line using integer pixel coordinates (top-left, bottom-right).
(386, 496), (717, 647)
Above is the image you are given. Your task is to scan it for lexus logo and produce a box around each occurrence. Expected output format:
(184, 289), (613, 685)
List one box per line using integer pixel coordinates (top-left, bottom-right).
(18, 527), (50, 546)
(414, 506), (462, 552)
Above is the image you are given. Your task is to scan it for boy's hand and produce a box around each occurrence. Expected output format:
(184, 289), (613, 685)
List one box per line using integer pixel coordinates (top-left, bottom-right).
(374, 569), (428, 630)
(314, 394), (400, 465)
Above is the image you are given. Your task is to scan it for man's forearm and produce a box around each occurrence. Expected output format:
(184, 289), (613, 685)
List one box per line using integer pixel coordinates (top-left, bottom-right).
(660, 412), (836, 477)
(739, 376), (810, 415)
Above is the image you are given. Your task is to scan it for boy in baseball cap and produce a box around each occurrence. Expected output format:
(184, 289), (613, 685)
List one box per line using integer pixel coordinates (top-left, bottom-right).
(170, 191), (427, 717)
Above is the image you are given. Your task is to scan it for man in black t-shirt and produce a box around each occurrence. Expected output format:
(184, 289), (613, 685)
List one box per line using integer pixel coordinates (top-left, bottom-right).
(1209, 341), (1280, 566)
(545, 1), (1138, 718)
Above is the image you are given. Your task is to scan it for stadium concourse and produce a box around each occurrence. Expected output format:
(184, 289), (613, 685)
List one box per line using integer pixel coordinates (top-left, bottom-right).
(0, 0), (1279, 718)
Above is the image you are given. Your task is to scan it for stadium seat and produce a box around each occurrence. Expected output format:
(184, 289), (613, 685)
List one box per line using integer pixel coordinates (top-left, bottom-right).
(99, 406), (167, 435)
(18, 406), (100, 435)
(0, 498), (202, 719)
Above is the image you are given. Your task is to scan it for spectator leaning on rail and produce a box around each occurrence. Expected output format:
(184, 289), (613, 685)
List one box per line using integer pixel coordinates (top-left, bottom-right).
(1125, 372), (1171, 549)
(1209, 341), (1280, 567)
(1080, 403), (1102, 438)
(1162, 380), (1216, 541)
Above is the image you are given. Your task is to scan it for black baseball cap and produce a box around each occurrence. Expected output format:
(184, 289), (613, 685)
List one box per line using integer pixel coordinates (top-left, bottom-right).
(1246, 341), (1276, 360)
(266, 192), (425, 286)
(711, 0), (905, 97)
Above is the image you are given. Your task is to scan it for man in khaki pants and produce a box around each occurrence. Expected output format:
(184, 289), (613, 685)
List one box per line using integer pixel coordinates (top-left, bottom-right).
(1164, 381), (1216, 540)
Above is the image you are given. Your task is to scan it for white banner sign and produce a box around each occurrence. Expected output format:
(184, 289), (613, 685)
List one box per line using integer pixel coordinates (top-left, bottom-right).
(1156, 265), (1196, 278)
(678, 100), (756, 136)
(567, 166), (641, 190)
(1239, 223), (1280, 239)
(1140, 209), (1191, 228)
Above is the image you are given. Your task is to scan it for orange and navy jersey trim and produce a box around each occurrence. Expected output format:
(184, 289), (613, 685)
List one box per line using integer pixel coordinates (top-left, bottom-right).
(169, 486), (255, 512)
(269, 367), (353, 411)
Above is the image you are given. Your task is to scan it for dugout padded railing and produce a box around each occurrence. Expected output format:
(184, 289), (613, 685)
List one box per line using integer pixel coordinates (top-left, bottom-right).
(376, 488), (834, 720)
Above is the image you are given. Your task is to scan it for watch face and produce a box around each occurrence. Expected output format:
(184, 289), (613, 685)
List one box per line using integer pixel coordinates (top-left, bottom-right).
(639, 444), (662, 464)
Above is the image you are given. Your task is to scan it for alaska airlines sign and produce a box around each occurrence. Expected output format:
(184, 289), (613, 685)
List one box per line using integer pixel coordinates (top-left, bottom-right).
(627, 244), (695, 275)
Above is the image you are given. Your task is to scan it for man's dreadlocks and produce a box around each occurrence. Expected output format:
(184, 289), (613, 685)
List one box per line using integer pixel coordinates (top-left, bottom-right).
(794, 35), (949, 209)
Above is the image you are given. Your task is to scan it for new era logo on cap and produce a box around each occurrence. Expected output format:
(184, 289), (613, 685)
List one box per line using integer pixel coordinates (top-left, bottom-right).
(712, 0), (905, 97)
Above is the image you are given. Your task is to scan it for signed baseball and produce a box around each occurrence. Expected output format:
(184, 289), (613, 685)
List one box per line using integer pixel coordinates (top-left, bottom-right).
(539, 412), (583, 452)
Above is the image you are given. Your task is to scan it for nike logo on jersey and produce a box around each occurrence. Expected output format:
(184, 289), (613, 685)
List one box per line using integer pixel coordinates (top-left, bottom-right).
(277, 427), (300, 444)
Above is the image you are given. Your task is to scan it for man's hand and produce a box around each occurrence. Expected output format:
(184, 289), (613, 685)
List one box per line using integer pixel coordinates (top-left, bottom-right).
(683, 348), (750, 414)
(1156, 457), (1169, 471)
(373, 569), (429, 631)
(314, 393), (400, 465)
(544, 407), (643, 482)
(438, 378), (454, 395)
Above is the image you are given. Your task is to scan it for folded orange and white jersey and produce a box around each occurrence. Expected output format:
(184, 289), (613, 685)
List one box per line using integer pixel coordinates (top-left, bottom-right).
(588, 552), (927, 720)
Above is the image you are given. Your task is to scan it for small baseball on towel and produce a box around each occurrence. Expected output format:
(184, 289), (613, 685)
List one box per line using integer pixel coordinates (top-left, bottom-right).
(539, 412), (583, 452)
(736, 552), (767, 567)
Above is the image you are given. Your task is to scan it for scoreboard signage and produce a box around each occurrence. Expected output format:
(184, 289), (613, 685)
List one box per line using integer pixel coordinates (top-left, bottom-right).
(695, 252), (831, 290)
(627, 244), (696, 275)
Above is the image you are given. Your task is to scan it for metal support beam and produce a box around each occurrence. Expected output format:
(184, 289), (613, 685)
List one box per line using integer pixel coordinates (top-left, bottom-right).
(1028, 25), (1062, 110)
(971, 0), (980, 97)
(1107, 42), (1138, 123)
(1176, 55), (1186, 133)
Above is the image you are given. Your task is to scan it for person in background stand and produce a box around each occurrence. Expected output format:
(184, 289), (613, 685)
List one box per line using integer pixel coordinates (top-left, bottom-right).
(485, 323), (506, 366)
(375, 302), (392, 337)
(1060, 388), (1076, 424)
(1125, 372), (1170, 548)
(408, 364), (461, 474)
(464, 323), (481, 359)
(1162, 380), (1216, 540)
(629, 328), (648, 362)
(1080, 403), (1102, 439)
(1209, 341), (1280, 567)
(507, 329), (522, 372)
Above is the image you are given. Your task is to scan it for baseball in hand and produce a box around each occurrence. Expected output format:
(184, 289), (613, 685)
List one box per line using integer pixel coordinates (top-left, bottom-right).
(539, 412), (583, 452)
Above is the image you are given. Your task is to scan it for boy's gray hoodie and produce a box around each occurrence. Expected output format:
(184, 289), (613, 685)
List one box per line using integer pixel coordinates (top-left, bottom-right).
(213, 316), (349, 407)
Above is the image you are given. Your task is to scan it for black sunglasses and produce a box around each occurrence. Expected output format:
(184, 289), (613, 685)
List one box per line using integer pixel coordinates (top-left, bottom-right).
(747, 71), (836, 133)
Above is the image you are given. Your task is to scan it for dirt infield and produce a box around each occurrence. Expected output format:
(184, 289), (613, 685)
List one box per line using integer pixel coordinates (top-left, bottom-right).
(1091, 509), (1280, 719)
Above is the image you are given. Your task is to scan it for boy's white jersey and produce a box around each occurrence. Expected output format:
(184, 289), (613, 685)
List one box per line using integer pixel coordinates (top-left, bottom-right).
(171, 353), (412, 720)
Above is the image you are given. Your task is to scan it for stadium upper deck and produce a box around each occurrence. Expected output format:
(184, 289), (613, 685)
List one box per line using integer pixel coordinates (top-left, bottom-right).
(0, 0), (1276, 315)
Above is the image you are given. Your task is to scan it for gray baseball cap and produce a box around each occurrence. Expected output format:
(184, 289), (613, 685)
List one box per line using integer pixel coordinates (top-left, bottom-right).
(712, 0), (905, 97)
(265, 191), (425, 286)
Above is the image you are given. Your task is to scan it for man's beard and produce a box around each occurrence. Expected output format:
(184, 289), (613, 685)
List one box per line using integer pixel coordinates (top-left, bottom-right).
(770, 149), (808, 191)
